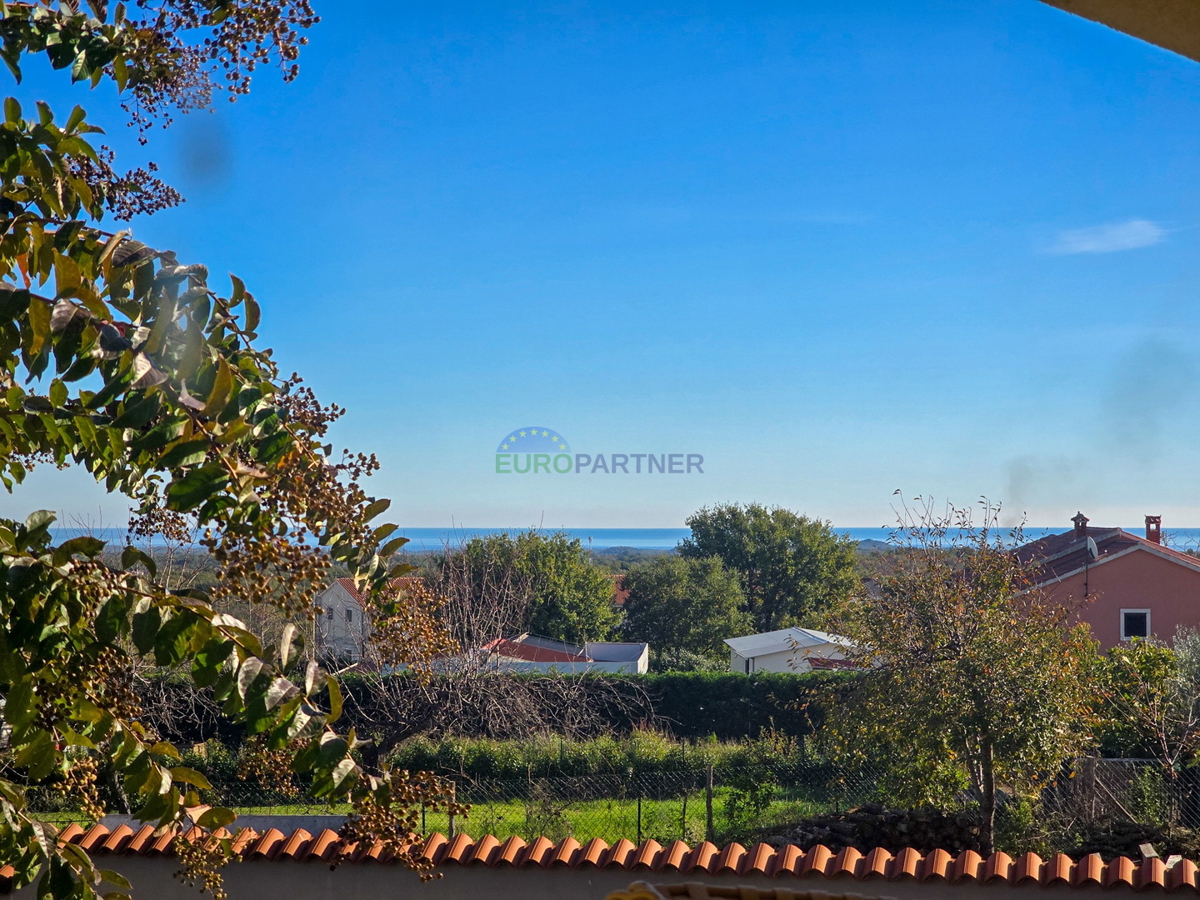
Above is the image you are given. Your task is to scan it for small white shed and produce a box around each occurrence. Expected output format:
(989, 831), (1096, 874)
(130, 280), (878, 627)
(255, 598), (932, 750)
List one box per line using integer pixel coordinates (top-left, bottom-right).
(724, 627), (856, 674)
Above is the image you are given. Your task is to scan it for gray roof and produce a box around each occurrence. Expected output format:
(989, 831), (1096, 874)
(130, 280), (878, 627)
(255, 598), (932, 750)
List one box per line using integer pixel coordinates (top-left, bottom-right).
(584, 641), (649, 662)
(724, 627), (855, 659)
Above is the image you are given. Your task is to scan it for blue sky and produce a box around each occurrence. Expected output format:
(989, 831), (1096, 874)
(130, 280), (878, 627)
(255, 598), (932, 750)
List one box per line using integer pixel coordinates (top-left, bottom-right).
(8, 0), (1200, 530)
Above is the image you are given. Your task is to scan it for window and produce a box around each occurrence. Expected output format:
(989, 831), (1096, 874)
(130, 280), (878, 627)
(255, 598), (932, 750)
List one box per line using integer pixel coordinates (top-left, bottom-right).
(1121, 609), (1151, 641)
(345, 608), (353, 623)
(326, 607), (333, 619)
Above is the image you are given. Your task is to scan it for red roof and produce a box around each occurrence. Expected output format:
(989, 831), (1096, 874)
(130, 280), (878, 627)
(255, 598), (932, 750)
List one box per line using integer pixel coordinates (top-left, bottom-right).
(481, 638), (589, 664)
(1017, 528), (1200, 584)
(612, 574), (630, 607)
(332, 576), (424, 604)
(22, 825), (1200, 892)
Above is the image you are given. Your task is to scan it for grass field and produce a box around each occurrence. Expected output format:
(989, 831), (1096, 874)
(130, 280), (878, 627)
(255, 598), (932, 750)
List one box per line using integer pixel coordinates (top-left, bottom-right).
(36, 784), (841, 845)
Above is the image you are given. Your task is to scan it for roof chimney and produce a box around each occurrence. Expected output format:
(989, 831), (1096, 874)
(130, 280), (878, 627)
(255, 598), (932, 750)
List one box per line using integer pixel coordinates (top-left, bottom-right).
(1146, 515), (1162, 544)
(1072, 511), (1089, 537)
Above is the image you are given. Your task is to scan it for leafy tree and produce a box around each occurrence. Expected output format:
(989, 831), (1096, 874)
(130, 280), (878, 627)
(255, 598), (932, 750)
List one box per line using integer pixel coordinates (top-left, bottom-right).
(430, 530), (619, 645)
(621, 555), (751, 663)
(824, 500), (1099, 854)
(1099, 630), (1200, 777)
(0, 3), (460, 898)
(680, 502), (858, 632)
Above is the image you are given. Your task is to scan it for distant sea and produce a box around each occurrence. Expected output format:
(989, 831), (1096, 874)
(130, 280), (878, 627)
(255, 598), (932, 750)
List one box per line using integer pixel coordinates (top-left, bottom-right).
(47, 526), (1200, 551)
(387, 526), (1200, 552)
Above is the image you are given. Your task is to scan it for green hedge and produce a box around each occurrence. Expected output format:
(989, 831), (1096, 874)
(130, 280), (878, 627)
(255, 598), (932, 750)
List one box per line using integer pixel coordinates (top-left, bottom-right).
(631, 671), (855, 739)
(385, 728), (805, 779)
(335, 670), (855, 741)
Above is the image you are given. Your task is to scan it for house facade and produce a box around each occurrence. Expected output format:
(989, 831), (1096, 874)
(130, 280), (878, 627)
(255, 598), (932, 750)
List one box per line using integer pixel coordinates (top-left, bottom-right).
(724, 627), (856, 674)
(1018, 513), (1200, 649)
(313, 577), (372, 663)
(477, 634), (650, 674)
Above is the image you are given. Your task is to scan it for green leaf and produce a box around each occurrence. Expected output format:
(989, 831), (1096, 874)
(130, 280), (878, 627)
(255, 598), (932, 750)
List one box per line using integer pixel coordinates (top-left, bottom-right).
(170, 766), (213, 790)
(244, 294), (260, 333)
(157, 438), (210, 470)
(95, 595), (131, 644)
(279, 623), (298, 670)
(362, 498), (390, 522)
(121, 545), (157, 577)
(201, 358), (233, 417)
(379, 536), (409, 558)
(132, 606), (161, 654)
(65, 104), (86, 133)
(52, 535), (105, 564)
(196, 807), (237, 830)
(165, 463), (230, 512)
(4, 97), (20, 123)
(24, 509), (55, 533)
(27, 295), (50, 356)
(325, 675), (343, 723)
(97, 871), (131, 891)
(15, 730), (56, 780)
(149, 742), (181, 762)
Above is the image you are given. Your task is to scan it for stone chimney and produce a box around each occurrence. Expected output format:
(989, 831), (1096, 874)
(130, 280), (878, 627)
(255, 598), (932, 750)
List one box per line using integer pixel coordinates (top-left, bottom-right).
(1146, 515), (1162, 544)
(1072, 512), (1089, 537)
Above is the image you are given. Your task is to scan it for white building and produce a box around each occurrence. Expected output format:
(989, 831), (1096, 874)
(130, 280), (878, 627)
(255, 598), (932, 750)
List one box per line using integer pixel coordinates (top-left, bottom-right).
(314, 578), (372, 663)
(478, 634), (650, 674)
(724, 627), (857, 674)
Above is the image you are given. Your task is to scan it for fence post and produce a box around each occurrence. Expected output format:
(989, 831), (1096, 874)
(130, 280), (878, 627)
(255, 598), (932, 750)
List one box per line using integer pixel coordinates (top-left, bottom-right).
(681, 787), (688, 841)
(705, 764), (714, 843)
(448, 782), (456, 840)
(421, 802), (426, 835)
(637, 795), (643, 844)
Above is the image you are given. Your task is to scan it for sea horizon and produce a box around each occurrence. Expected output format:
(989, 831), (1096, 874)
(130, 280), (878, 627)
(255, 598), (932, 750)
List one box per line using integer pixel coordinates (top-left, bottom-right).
(47, 525), (1200, 551)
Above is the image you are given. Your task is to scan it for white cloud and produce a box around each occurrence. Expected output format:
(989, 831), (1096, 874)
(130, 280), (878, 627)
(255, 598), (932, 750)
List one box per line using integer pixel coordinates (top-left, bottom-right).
(1049, 218), (1165, 255)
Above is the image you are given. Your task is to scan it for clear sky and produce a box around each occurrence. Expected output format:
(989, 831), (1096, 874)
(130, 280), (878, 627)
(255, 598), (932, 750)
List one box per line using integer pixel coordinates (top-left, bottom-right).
(6, 0), (1200, 531)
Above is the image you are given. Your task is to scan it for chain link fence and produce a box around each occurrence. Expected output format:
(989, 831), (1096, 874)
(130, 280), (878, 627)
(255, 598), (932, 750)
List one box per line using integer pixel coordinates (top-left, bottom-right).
(1044, 758), (1200, 832)
(27, 757), (1200, 844)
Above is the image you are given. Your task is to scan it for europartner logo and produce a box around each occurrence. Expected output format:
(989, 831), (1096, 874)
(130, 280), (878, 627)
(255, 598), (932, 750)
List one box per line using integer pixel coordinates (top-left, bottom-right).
(495, 427), (704, 475)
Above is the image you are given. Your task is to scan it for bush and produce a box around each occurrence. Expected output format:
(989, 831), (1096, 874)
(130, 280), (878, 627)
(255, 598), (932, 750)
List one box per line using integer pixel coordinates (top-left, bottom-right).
(384, 729), (793, 779)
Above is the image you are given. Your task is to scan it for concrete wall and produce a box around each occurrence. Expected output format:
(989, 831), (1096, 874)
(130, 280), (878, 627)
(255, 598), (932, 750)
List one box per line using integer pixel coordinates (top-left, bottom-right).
(9, 854), (1159, 900)
(1043, 548), (1200, 649)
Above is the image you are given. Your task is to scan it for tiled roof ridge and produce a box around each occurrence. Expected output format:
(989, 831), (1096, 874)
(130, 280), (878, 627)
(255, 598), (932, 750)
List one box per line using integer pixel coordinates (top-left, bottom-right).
(6, 825), (1200, 892)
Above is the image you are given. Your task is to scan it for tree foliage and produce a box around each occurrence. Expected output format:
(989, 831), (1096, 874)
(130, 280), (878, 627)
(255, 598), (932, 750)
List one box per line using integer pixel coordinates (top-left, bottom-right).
(680, 502), (858, 632)
(824, 499), (1099, 854)
(621, 555), (750, 662)
(427, 530), (619, 645)
(1100, 630), (1200, 775)
(0, 3), (461, 897)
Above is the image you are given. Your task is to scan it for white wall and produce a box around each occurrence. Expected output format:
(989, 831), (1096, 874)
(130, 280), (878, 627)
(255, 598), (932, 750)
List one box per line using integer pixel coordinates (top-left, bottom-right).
(730, 644), (848, 674)
(314, 582), (370, 662)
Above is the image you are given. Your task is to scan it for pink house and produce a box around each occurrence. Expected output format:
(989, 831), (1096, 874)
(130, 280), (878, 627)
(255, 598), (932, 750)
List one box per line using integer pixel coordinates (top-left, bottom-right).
(1017, 513), (1200, 649)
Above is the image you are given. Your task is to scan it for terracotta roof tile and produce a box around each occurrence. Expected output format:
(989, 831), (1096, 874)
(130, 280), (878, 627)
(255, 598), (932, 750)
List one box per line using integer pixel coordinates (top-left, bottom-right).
(659, 840), (691, 872)
(687, 842), (720, 875)
(465, 833), (500, 866)
(921, 848), (953, 881)
(984, 849), (1014, 882)
(891, 846), (922, 880)
(713, 842), (744, 875)
(951, 848), (983, 882)
(26, 825), (1200, 894)
(861, 847), (892, 879)
(770, 844), (803, 877)
(1075, 853), (1105, 887)
(1172, 860), (1200, 891)
(743, 843), (777, 877)
(801, 843), (834, 877)
(549, 837), (581, 867)
(495, 835), (526, 867)
(607, 838), (638, 870)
